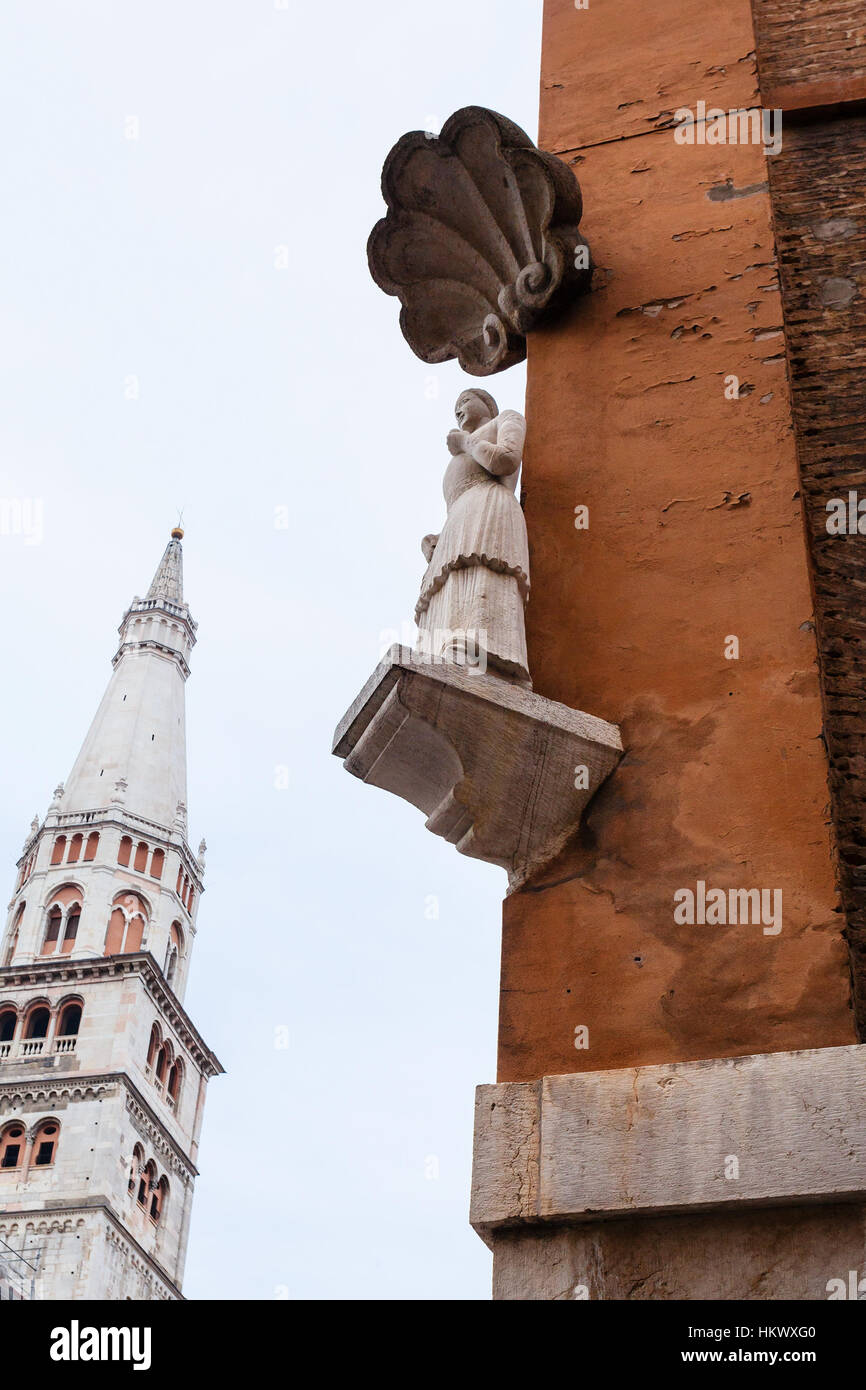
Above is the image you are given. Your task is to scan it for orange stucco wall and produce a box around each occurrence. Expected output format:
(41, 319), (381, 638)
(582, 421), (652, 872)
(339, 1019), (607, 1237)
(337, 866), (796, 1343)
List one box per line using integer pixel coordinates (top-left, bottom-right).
(497, 0), (855, 1081)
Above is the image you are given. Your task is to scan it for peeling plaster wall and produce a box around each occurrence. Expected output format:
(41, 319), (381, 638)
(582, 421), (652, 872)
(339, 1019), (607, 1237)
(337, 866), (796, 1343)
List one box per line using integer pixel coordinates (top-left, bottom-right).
(497, 0), (855, 1082)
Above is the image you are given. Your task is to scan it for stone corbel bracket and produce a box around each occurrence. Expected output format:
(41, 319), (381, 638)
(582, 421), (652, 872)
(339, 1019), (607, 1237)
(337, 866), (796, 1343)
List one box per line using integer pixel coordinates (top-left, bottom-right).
(332, 646), (622, 890)
(471, 1046), (866, 1246)
(367, 106), (592, 376)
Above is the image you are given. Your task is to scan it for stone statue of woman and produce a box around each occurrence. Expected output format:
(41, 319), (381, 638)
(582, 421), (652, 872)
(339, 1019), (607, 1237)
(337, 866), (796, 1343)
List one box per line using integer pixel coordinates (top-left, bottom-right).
(415, 389), (531, 685)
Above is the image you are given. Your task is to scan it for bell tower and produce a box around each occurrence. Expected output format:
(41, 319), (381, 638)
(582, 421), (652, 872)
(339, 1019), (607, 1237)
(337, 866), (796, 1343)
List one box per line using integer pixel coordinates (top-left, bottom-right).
(0, 528), (223, 1301)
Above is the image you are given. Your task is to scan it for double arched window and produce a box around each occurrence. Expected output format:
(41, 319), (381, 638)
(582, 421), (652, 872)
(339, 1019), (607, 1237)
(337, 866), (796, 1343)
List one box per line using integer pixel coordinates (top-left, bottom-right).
(0, 1118), (60, 1172)
(40, 886), (82, 957)
(104, 892), (148, 956)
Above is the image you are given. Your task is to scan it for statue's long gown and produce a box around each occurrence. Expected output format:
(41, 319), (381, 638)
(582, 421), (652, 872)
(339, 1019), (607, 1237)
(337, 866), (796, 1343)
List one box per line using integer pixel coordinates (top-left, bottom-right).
(415, 410), (530, 684)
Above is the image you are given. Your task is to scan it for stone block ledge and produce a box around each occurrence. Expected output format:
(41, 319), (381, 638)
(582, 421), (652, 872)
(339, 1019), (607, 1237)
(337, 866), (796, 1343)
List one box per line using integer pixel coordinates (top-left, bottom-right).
(471, 1045), (866, 1244)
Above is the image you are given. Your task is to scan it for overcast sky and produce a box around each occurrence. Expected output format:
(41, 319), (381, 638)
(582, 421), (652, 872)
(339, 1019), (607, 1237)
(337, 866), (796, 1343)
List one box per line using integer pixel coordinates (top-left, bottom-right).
(0, 0), (541, 1299)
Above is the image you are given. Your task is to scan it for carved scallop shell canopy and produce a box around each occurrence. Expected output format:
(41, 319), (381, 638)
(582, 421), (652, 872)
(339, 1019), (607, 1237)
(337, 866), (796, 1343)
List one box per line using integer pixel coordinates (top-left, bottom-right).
(367, 106), (591, 377)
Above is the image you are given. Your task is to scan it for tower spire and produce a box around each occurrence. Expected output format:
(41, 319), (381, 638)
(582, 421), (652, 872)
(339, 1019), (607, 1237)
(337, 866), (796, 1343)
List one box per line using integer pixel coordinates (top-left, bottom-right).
(56, 527), (197, 829)
(145, 527), (185, 606)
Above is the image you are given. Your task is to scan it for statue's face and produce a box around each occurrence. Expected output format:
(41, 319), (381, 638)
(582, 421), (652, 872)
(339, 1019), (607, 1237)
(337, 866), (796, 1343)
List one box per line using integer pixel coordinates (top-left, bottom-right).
(456, 392), (492, 431)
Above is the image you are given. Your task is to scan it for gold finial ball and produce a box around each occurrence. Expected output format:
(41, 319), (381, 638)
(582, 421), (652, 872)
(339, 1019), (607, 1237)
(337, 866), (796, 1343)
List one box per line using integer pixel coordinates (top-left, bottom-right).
(171, 526), (185, 539)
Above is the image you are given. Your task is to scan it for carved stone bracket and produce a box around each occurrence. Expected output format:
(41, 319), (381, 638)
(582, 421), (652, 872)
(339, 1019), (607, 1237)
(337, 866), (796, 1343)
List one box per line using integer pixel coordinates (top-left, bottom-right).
(367, 106), (591, 376)
(332, 647), (622, 891)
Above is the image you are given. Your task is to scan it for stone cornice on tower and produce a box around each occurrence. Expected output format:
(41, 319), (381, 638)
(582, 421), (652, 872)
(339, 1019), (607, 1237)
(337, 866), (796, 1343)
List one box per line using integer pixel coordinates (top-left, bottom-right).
(0, 1072), (199, 1182)
(0, 1204), (183, 1301)
(0, 953), (223, 1079)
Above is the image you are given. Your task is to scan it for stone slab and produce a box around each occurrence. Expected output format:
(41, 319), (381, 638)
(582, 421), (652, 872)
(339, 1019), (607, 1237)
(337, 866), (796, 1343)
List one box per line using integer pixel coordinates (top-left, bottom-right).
(490, 1204), (866, 1300)
(471, 1045), (866, 1240)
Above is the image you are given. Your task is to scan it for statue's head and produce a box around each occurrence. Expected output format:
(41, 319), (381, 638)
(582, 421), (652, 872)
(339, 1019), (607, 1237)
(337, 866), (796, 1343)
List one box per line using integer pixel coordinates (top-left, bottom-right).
(455, 389), (497, 431)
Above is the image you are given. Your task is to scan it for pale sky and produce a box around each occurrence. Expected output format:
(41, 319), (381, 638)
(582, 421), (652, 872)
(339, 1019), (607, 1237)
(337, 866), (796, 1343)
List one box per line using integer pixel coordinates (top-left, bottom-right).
(0, 0), (541, 1298)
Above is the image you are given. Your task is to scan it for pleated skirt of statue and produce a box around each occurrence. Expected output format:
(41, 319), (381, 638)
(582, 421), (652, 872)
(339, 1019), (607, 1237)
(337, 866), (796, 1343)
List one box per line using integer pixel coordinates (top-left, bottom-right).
(419, 562), (530, 684)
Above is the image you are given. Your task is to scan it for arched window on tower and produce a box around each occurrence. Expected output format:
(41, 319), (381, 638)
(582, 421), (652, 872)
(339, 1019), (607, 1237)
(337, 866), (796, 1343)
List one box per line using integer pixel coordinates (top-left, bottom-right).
(67, 833), (83, 864)
(5, 903), (25, 967)
(31, 1120), (59, 1167)
(128, 1143), (144, 1195)
(58, 1001), (82, 1039)
(154, 1040), (171, 1089)
(138, 1159), (156, 1208)
(25, 1006), (50, 1039)
(16, 854), (34, 891)
(0, 1123), (25, 1169)
(23, 1005), (50, 1057)
(0, 1008), (18, 1049)
(61, 907), (80, 955)
(84, 832), (99, 861)
(134, 842), (149, 873)
(41, 906), (62, 956)
(50, 836), (66, 866)
(165, 922), (184, 987)
(146, 1023), (161, 1078)
(118, 836), (132, 868)
(149, 848), (164, 880)
(41, 888), (83, 958)
(150, 1175), (169, 1225)
(104, 892), (148, 956)
(167, 1057), (183, 1110)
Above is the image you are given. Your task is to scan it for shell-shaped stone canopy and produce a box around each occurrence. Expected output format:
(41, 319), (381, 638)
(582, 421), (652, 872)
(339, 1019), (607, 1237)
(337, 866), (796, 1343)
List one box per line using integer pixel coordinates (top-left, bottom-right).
(367, 106), (591, 376)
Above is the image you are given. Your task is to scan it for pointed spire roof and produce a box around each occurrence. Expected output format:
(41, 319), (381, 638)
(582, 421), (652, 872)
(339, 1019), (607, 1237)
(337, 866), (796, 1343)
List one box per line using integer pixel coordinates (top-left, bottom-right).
(56, 527), (197, 828)
(146, 527), (185, 605)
